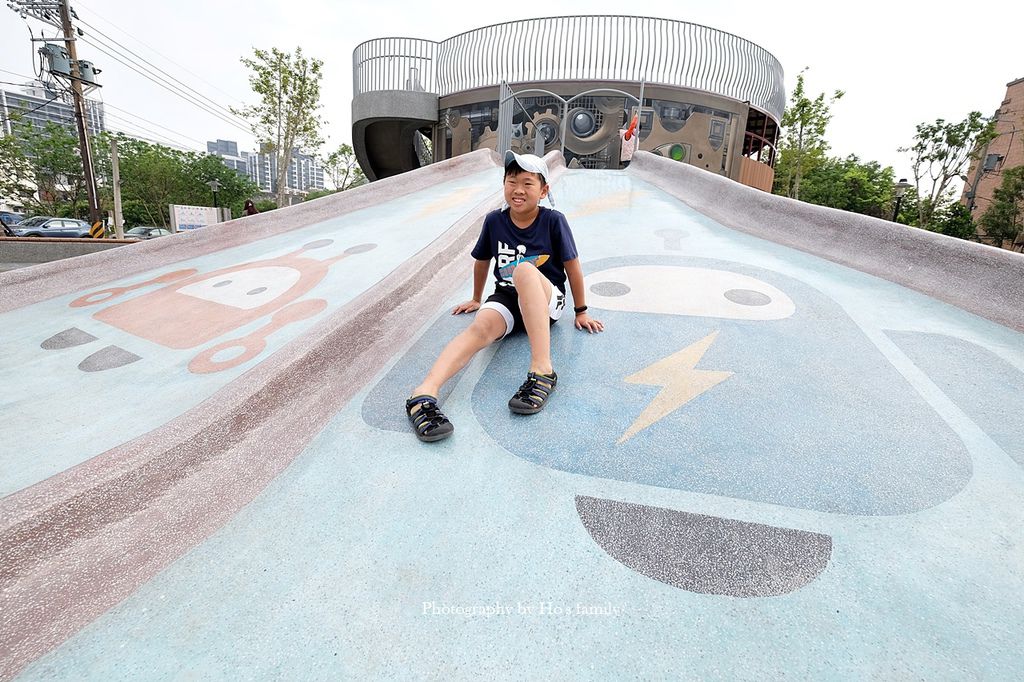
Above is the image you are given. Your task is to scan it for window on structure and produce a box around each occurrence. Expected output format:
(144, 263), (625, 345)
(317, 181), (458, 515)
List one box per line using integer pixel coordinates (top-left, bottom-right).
(983, 154), (1003, 172)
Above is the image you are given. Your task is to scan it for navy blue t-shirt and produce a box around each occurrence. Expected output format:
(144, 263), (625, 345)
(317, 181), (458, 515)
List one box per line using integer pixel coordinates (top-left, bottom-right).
(471, 207), (579, 293)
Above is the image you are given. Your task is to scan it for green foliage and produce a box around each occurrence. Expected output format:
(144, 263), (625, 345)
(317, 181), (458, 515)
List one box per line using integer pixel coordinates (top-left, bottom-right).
(1, 123), (262, 227)
(0, 121), (88, 216)
(979, 165), (1024, 248)
(322, 143), (365, 191)
(119, 199), (153, 227)
(773, 69), (844, 200)
(797, 155), (895, 219)
(928, 202), (977, 241)
(180, 153), (257, 219)
(233, 47), (326, 209)
(303, 188), (338, 201)
(893, 189), (920, 227)
(0, 131), (34, 207)
(254, 199), (277, 213)
(93, 132), (259, 227)
(900, 112), (997, 230)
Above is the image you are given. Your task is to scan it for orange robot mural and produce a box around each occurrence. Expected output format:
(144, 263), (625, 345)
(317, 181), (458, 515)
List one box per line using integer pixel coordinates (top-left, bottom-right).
(67, 240), (376, 374)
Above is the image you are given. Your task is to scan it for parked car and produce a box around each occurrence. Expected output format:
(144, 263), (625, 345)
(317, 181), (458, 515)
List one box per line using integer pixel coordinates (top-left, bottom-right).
(124, 226), (173, 240)
(12, 216), (93, 238)
(0, 211), (24, 225)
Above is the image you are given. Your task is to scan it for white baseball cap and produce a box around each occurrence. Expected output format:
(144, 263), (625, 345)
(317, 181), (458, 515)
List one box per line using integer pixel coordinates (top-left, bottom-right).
(504, 150), (555, 206)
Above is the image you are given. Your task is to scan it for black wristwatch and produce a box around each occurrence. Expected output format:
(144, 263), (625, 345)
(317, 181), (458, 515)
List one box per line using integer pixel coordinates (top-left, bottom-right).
(574, 305), (588, 314)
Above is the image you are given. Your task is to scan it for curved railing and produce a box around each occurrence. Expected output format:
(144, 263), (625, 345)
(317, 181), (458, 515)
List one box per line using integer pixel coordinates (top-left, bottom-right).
(352, 37), (438, 96)
(353, 15), (785, 121)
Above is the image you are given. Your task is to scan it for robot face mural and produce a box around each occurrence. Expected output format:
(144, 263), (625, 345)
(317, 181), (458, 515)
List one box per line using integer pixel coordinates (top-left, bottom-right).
(469, 256), (971, 517)
(52, 240), (377, 374)
(361, 253), (978, 596)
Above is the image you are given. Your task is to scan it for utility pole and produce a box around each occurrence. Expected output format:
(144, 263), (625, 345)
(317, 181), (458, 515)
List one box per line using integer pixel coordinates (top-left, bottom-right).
(57, 0), (101, 225)
(110, 137), (124, 238)
(8, 0), (102, 225)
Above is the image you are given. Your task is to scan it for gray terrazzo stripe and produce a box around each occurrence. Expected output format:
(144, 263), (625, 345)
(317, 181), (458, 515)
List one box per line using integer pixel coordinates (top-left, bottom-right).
(0, 149), (539, 680)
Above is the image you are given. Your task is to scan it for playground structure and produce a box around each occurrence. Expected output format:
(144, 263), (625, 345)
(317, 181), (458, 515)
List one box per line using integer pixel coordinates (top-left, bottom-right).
(352, 16), (782, 190)
(1, 151), (1023, 679)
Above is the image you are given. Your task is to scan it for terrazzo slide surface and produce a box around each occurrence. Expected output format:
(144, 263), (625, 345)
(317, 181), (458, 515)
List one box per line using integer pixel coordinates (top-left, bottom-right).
(3, 152), (1023, 680)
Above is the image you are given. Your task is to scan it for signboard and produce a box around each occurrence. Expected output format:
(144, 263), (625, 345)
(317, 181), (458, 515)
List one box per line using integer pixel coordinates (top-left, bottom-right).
(169, 205), (227, 232)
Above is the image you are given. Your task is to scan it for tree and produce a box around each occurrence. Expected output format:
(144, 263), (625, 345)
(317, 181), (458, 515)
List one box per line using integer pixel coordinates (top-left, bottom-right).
(322, 143), (365, 191)
(303, 188), (338, 201)
(233, 47), (325, 209)
(979, 165), (1024, 249)
(180, 153), (259, 220)
(93, 132), (258, 227)
(773, 69), (844, 200)
(930, 202), (977, 240)
(900, 112), (996, 230)
(798, 154), (895, 219)
(0, 128), (37, 211)
(893, 189), (921, 227)
(0, 121), (87, 216)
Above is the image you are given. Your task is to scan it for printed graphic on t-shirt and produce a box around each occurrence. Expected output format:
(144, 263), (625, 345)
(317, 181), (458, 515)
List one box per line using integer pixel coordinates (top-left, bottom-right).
(495, 241), (551, 281)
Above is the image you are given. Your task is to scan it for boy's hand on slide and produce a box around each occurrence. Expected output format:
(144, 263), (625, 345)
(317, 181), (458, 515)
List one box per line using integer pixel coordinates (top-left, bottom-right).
(452, 300), (481, 315)
(575, 312), (604, 333)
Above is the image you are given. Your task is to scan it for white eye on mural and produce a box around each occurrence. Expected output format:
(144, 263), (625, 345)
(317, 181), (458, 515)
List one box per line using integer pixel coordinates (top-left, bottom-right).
(178, 266), (301, 310)
(585, 265), (795, 320)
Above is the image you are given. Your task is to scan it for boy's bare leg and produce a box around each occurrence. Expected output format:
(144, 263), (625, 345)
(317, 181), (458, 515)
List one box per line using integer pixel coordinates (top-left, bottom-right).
(511, 262), (554, 375)
(412, 308), (507, 399)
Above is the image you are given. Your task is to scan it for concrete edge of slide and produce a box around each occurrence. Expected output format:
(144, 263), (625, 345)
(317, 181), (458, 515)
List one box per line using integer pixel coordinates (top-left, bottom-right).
(628, 152), (1024, 334)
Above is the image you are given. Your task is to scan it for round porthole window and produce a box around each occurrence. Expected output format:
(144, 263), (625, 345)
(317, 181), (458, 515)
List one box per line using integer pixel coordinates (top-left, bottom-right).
(570, 110), (597, 137)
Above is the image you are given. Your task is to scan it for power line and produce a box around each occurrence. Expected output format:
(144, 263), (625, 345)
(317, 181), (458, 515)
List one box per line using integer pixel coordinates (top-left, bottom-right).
(77, 37), (251, 133)
(100, 101), (205, 146)
(75, 36), (252, 135)
(74, 16), (248, 125)
(2, 78), (203, 149)
(0, 95), (63, 125)
(102, 111), (196, 150)
(0, 68), (37, 81)
(73, 0), (247, 108)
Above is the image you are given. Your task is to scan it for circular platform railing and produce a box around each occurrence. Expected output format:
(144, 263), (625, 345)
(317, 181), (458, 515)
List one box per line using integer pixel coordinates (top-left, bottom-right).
(353, 15), (785, 120)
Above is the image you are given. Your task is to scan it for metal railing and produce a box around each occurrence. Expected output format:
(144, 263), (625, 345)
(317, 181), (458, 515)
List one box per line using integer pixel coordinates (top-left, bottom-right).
(352, 37), (437, 95)
(353, 16), (785, 121)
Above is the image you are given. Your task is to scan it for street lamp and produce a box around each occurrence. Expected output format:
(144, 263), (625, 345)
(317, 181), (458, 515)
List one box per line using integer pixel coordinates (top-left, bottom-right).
(892, 178), (913, 223)
(206, 179), (222, 208)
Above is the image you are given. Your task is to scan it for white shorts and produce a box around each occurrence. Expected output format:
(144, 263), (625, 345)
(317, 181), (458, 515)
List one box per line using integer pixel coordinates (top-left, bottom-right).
(480, 285), (566, 338)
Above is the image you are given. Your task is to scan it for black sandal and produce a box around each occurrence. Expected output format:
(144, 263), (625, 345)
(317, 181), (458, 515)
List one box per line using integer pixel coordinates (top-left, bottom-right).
(508, 371), (557, 415)
(406, 395), (454, 442)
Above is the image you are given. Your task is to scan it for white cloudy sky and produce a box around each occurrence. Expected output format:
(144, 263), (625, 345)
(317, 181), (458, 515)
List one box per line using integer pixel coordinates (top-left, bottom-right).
(2, 0), (1021, 183)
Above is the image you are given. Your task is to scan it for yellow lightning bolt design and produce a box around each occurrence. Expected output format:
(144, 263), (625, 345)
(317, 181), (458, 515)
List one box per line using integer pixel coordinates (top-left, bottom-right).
(618, 331), (733, 444)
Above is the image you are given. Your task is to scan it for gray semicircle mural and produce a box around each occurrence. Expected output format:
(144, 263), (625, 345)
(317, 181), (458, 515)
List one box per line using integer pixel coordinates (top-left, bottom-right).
(576, 495), (832, 597)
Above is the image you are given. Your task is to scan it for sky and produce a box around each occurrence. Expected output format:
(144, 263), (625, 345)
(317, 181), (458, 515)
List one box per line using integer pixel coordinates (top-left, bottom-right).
(2, 0), (1022, 186)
